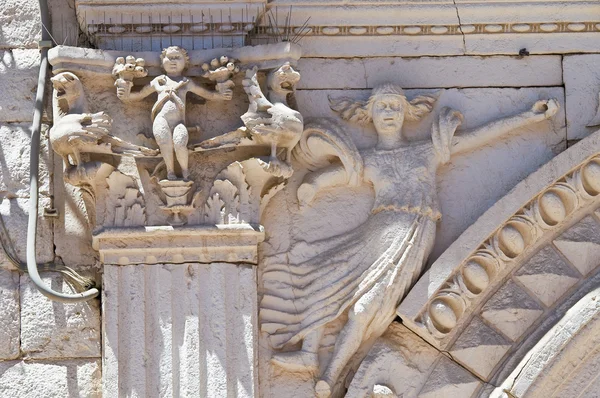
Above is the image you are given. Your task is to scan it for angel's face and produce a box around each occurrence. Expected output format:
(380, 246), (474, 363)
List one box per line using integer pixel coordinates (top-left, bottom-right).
(371, 95), (406, 136)
(162, 49), (186, 76)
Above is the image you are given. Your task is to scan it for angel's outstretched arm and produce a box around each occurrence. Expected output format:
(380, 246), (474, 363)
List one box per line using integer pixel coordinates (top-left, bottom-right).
(451, 98), (559, 155)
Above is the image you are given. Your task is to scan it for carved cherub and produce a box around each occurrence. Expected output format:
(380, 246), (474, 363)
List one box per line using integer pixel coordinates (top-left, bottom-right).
(50, 72), (158, 177)
(115, 46), (234, 181)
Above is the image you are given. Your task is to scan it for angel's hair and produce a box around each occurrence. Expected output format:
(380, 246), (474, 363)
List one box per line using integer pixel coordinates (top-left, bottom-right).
(160, 46), (190, 69)
(330, 83), (436, 125)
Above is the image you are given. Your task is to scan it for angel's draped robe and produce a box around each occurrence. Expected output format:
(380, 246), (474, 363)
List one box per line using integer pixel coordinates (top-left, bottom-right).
(260, 109), (460, 350)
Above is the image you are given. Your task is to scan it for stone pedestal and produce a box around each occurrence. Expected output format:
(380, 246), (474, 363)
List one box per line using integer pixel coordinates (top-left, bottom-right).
(93, 225), (264, 397)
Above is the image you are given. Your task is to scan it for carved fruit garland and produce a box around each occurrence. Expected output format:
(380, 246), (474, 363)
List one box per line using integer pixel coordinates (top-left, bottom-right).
(420, 156), (600, 339)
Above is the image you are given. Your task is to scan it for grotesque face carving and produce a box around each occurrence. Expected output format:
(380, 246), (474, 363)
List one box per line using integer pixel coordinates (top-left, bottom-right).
(161, 47), (187, 76)
(268, 62), (301, 95)
(51, 72), (84, 116)
(371, 94), (406, 137)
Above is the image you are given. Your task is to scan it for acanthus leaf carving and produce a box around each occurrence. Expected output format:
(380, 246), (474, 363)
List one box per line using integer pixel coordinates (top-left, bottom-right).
(204, 192), (226, 225)
(209, 179), (240, 225)
(104, 170), (146, 228)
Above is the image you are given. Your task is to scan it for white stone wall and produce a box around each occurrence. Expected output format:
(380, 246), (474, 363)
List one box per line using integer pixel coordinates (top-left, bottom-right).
(0, 0), (102, 396)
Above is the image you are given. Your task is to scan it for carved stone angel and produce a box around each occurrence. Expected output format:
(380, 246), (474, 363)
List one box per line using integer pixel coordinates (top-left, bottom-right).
(259, 83), (559, 397)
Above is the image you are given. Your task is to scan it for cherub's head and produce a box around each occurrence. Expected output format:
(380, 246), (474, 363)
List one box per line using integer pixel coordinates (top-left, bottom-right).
(160, 46), (190, 76)
(330, 83), (436, 139)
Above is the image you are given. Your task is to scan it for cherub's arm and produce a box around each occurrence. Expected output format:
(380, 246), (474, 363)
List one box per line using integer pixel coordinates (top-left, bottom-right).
(450, 99), (559, 155)
(187, 79), (232, 101)
(117, 80), (156, 102)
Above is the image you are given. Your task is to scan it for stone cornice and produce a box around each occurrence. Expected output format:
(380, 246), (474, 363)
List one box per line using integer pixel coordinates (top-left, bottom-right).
(74, 0), (600, 55)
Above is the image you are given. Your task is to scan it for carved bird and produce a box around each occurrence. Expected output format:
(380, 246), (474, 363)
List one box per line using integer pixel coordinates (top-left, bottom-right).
(240, 65), (303, 178)
(50, 72), (158, 171)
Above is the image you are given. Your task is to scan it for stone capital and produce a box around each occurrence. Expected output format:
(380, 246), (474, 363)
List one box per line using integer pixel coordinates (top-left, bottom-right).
(92, 224), (265, 266)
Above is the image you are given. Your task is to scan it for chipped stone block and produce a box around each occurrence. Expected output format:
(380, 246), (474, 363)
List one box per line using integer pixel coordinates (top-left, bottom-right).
(554, 215), (600, 277)
(20, 272), (101, 359)
(563, 55), (600, 140)
(515, 246), (580, 307)
(0, 268), (20, 359)
(297, 55), (562, 90)
(0, 123), (51, 198)
(450, 317), (511, 380)
(481, 280), (544, 342)
(0, 50), (43, 122)
(0, 359), (101, 398)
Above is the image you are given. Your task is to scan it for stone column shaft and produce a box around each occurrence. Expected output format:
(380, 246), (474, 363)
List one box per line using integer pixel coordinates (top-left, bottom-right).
(94, 226), (262, 398)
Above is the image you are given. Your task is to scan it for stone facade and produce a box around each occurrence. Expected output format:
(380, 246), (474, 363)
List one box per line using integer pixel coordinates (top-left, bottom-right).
(1, 0), (600, 397)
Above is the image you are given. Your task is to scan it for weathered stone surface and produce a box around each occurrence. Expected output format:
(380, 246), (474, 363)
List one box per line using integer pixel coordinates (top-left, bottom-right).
(554, 215), (600, 277)
(259, 1), (600, 57)
(481, 280), (544, 342)
(15, 10), (599, 396)
(346, 323), (440, 398)
(103, 262), (257, 397)
(400, 122), (600, 337)
(52, 173), (98, 268)
(450, 317), (511, 380)
(515, 246), (580, 307)
(0, 359), (101, 397)
(0, 123), (51, 198)
(297, 56), (562, 90)
(20, 272), (101, 359)
(48, 0), (80, 48)
(0, 0), (40, 48)
(563, 54), (600, 140)
(418, 356), (481, 398)
(0, 50), (41, 122)
(0, 268), (19, 359)
(491, 286), (600, 398)
(0, 195), (54, 268)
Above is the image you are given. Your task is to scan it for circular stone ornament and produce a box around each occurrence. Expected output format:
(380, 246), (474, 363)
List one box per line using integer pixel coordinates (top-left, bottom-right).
(582, 160), (600, 195)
